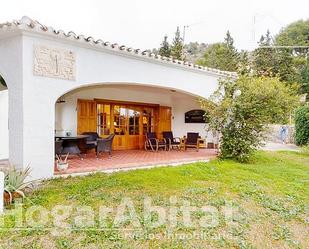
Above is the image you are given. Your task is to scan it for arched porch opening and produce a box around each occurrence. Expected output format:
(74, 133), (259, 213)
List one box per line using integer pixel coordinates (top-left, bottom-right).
(0, 74), (8, 160)
(54, 83), (216, 175)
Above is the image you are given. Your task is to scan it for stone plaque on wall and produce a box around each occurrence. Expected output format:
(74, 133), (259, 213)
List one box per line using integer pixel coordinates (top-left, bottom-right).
(34, 45), (76, 80)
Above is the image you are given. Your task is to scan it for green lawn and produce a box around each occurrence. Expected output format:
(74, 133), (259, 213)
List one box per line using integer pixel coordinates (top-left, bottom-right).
(0, 151), (308, 248)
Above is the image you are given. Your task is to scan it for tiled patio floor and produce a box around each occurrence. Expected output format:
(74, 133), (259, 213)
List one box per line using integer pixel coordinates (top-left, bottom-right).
(54, 149), (218, 175)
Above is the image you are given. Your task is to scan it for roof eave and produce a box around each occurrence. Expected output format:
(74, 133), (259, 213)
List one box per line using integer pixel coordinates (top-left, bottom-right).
(0, 16), (238, 79)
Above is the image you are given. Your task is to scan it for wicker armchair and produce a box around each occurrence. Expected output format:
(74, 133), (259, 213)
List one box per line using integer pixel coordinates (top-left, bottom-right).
(96, 134), (115, 158)
(81, 132), (101, 153)
(145, 132), (167, 152)
(162, 131), (181, 150)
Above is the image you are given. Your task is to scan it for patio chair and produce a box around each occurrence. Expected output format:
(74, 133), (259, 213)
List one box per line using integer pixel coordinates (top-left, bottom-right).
(184, 132), (200, 151)
(96, 134), (115, 158)
(162, 131), (181, 150)
(145, 132), (167, 152)
(81, 132), (101, 153)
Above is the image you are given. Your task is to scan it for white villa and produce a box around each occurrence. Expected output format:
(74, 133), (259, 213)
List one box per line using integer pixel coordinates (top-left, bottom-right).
(0, 17), (236, 180)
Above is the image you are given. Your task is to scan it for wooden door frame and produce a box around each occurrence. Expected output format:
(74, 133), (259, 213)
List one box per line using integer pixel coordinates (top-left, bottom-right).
(95, 98), (159, 108)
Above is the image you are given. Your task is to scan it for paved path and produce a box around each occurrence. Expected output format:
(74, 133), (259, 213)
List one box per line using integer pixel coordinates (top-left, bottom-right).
(262, 142), (300, 152)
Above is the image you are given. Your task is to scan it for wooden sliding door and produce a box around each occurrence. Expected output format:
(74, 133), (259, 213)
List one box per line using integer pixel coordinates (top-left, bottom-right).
(112, 105), (143, 150)
(77, 99), (171, 150)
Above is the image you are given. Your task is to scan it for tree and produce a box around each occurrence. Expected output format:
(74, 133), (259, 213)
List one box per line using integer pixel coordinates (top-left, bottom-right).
(201, 76), (299, 162)
(275, 48), (301, 83)
(275, 19), (309, 56)
(197, 31), (239, 71)
(300, 57), (309, 96)
(224, 30), (234, 48)
(223, 30), (239, 71)
(274, 20), (309, 95)
(184, 42), (208, 63)
(253, 29), (302, 86)
(196, 43), (226, 69)
(252, 30), (277, 77)
(158, 35), (171, 57)
(237, 50), (251, 75)
(171, 27), (184, 60)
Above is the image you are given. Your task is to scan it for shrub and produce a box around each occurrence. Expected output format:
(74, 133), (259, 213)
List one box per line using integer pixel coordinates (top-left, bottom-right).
(295, 105), (309, 146)
(4, 165), (35, 204)
(201, 76), (299, 162)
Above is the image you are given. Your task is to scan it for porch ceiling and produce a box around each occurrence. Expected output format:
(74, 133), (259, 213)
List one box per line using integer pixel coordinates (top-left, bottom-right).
(62, 83), (201, 101)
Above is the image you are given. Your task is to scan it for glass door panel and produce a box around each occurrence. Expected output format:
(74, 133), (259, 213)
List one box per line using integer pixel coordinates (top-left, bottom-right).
(97, 104), (111, 136)
(113, 105), (126, 135)
(142, 108), (154, 134)
(97, 102), (157, 150)
(128, 108), (140, 135)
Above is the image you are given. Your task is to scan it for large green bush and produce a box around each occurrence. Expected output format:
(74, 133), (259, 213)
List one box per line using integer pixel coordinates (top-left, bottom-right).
(295, 105), (309, 146)
(201, 76), (299, 162)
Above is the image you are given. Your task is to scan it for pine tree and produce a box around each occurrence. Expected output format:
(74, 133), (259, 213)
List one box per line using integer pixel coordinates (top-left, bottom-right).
(253, 30), (277, 76)
(223, 30), (239, 71)
(171, 27), (184, 60)
(158, 35), (171, 57)
(253, 30), (300, 82)
(275, 48), (300, 83)
(225, 30), (234, 47)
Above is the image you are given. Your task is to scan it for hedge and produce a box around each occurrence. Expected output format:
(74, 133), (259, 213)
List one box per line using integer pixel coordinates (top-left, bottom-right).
(295, 105), (309, 146)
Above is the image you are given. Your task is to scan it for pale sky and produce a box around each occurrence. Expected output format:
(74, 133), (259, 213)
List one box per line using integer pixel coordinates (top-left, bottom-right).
(1, 0), (308, 51)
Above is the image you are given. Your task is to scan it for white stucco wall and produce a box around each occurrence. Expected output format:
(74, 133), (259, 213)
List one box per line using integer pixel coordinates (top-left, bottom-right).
(172, 96), (212, 141)
(0, 90), (8, 160)
(0, 23), (227, 179)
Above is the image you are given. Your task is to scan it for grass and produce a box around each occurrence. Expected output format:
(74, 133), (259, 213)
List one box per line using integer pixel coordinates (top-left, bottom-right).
(0, 150), (308, 248)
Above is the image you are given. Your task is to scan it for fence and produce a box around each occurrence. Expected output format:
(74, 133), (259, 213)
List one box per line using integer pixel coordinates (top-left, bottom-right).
(265, 124), (295, 144)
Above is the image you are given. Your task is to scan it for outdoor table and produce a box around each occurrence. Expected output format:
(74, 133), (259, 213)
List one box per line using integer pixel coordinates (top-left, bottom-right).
(55, 135), (89, 159)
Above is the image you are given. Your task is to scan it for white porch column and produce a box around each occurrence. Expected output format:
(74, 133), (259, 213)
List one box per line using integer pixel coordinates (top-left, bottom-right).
(7, 77), (56, 180)
(8, 81), (24, 170)
(22, 86), (55, 180)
